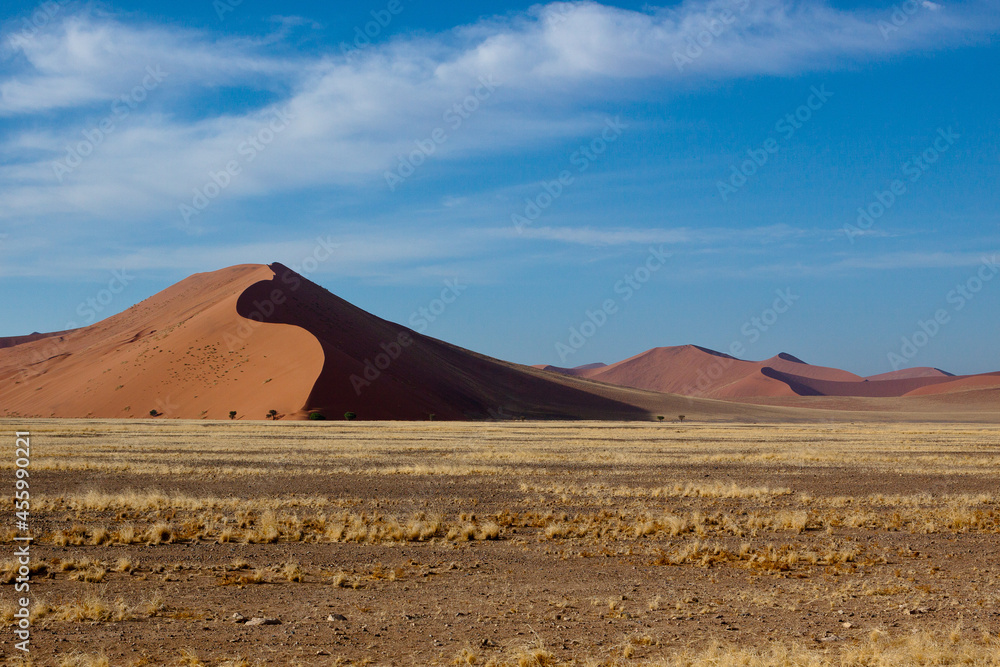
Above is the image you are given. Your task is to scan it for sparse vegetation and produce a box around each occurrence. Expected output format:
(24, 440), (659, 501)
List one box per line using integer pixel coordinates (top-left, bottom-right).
(344, 411), (357, 420)
(4, 419), (999, 664)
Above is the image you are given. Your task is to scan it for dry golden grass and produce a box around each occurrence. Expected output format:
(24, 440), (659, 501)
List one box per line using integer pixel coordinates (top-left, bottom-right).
(68, 566), (106, 583)
(56, 654), (111, 667)
(5, 419), (1000, 665)
(0, 589), (180, 628)
(453, 630), (1000, 666)
(280, 561), (304, 582)
(5, 420), (998, 480)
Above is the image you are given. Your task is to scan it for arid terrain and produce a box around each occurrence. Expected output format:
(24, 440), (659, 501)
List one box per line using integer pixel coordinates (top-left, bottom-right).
(3, 419), (1000, 665)
(3, 264), (997, 425)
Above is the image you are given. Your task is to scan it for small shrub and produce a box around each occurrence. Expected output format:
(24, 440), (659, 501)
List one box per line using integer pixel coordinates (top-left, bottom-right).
(657, 416), (664, 422)
(678, 415), (686, 422)
(266, 410), (278, 420)
(229, 411), (237, 420)
(308, 411), (326, 420)
(281, 562), (305, 582)
(149, 409), (160, 417)
(344, 412), (357, 421)
(70, 567), (107, 583)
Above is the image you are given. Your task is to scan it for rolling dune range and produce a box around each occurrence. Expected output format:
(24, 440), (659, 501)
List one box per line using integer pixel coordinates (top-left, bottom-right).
(1, 263), (996, 422)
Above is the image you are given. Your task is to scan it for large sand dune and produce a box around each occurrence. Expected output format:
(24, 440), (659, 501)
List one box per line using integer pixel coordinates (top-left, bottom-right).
(3, 264), (994, 421)
(0, 265), (322, 420)
(0, 264), (785, 421)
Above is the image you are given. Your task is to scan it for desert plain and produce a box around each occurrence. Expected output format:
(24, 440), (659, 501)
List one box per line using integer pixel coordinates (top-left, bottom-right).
(3, 418), (1000, 666)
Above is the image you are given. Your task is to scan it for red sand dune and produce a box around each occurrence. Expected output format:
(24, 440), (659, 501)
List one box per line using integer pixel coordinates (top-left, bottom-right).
(867, 368), (952, 381)
(903, 372), (1000, 396)
(534, 362), (607, 377)
(0, 265), (322, 420)
(758, 367), (960, 398)
(0, 264), (779, 422)
(0, 330), (75, 350)
(541, 345), (996, 401)
(554, 345), (862, 398)
(3, 264), (993, 420)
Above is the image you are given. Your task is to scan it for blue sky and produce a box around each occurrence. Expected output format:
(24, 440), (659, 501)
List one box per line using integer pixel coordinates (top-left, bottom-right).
(0, 0), (997, 376)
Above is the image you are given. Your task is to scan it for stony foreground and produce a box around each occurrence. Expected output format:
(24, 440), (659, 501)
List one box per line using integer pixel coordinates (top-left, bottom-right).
(2, 420), (999, 665)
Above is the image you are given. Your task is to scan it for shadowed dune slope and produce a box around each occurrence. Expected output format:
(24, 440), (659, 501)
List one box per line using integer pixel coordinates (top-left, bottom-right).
(758, 367), (961, 398)
(238, 265), (789, 421)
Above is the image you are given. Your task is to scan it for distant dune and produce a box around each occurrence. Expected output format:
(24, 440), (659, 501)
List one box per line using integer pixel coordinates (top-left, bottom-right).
(548, 345), (862, 398)
(902, 372), (1000, 396)
(866, 368), (953, 381)
(0, 330), (75, 350)
(541, 345), (997, 404)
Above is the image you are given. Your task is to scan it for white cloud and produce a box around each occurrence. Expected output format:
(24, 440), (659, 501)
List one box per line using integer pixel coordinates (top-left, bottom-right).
(1, 14), (292, 115)
(671, 249), (1000, 280)
(0, 0), (995, 244)
(832, 251), (999, 271)
(496, 224), (811, 246)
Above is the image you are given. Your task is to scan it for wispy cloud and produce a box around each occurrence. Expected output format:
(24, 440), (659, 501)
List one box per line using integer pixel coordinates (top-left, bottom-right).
(494, 224), (812, 246)
(0, 0), (996, 235)
(670, 249), (1000, 281)
(831, 251), (1000, 271)
(1, 13), (292, 115)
